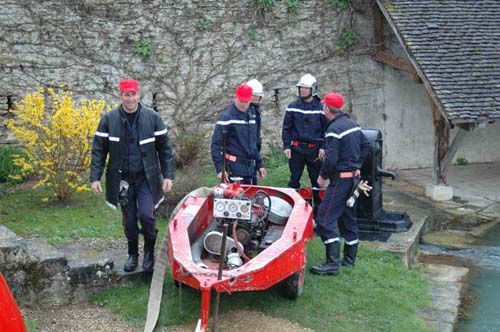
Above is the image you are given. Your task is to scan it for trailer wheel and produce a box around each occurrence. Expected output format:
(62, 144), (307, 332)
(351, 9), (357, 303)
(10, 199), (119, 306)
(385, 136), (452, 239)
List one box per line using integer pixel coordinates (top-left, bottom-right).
(282, 268), (305, 299)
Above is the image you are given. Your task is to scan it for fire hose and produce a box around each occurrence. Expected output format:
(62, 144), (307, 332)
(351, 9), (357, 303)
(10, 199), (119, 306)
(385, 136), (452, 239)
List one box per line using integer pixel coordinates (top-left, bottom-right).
(144, 187), (213, 332)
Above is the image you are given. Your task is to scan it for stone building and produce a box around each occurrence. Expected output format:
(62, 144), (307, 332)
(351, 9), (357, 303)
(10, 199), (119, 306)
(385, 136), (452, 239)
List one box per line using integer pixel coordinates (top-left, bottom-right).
(1, 0), (499, 176)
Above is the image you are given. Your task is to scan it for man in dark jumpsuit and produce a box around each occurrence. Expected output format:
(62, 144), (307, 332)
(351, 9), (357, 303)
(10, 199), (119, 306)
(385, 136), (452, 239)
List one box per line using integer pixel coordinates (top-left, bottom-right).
(90, 79), (175, 273)
(282, 74), (327, 218)
(310, 92), (370, 276)
(211, 84), (266, 184)
(246, 79), (264, 155)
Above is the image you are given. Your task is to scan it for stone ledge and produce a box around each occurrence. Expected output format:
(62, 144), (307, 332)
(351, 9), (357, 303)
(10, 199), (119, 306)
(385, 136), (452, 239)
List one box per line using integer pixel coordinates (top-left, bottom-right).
(0, 226), (146, 306)
(375, 215), (427, 268)
(419, 264), (469, 332)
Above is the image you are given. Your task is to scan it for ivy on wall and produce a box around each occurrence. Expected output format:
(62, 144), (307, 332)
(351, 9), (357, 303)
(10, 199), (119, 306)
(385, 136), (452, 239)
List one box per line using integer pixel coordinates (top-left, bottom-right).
(255, 0), (275, 10)
(329, 0), (352, 11)
(133, 38), (154, 60)
(336, 31), (357, 52)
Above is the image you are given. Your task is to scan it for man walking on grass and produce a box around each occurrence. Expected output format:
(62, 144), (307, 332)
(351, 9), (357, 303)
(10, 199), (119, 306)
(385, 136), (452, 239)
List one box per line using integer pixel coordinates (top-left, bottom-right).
(90, 79), (175, 273)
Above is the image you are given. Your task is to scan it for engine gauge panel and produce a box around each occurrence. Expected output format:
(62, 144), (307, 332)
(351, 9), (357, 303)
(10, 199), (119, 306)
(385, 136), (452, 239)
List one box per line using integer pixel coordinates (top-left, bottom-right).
(213, 198), (252, 220)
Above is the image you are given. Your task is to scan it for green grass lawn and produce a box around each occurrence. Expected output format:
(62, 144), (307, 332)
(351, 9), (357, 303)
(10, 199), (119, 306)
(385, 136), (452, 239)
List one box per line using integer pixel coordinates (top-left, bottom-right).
(91, 240), (432, 331)
(0, 185), (123, 243)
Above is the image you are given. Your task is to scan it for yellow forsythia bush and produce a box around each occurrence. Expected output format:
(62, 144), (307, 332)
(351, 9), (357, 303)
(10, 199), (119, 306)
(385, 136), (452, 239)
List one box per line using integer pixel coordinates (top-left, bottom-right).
(8, 88), (109, 201)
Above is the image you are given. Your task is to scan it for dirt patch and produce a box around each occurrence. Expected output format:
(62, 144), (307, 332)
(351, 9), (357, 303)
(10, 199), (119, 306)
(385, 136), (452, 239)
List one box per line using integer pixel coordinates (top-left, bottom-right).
(23, 304), (314, 332)
(190, 310), (315, 332)
(23, 304), (138, 332)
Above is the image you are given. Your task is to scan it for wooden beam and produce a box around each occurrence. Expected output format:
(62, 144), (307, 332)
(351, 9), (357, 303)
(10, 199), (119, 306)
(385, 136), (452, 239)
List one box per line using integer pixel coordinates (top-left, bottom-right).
(375, 0), (448, 121)
(431, 101), (442, 185)
(441, 127), (472, 174)
(373, 4), (384, 52)
(430, 98), (451, 185)
(432, 132), (441, 185)
(371, 50), (418, 76)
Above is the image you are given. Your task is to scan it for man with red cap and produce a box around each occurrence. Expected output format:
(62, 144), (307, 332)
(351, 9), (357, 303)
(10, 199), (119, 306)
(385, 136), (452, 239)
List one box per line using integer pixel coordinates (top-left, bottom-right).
(211, 84), (266, 184)
(90, 79), (175, 274)
(310, 92), (370, 276)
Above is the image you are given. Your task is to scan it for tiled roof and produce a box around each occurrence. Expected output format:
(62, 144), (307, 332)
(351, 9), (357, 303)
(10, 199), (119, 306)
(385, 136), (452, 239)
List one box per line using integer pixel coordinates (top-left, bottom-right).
(378, 0), (500, 122)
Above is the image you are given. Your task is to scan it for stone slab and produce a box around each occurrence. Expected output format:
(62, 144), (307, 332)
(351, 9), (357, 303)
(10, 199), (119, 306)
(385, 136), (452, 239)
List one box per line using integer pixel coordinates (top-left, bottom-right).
(478, 203), (500, 218)
(376, 216), (427, 268)
(423, 263), (469, 283)
(23, 237), (66, 265)
(0, 225), (20, 240)
(426, 184), (453, 201)
(419, 264), (469, 332)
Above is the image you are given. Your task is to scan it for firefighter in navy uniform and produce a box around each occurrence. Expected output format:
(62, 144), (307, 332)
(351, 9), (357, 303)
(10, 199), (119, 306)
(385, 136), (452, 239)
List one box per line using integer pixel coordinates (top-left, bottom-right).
(246, 79), (264, 155)
(211, 84), (266, 184)
(282, 74), (328, 218)
(90, 79), (175, 273)
(310, 92), (370, 276)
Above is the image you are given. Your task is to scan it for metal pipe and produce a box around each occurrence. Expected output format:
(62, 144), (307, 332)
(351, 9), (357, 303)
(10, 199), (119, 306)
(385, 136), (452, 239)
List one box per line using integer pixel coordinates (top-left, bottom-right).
(211, 222), (229, 331)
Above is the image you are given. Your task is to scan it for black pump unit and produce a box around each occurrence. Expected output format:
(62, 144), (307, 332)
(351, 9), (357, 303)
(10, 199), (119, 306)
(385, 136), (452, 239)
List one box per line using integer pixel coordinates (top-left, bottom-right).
(356, 129), (412, 232)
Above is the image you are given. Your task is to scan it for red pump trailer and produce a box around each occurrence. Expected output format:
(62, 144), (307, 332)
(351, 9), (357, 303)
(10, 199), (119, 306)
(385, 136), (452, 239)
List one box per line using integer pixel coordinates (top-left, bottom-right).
(0, 273), (27, 332)
(163, 183), (314, 331)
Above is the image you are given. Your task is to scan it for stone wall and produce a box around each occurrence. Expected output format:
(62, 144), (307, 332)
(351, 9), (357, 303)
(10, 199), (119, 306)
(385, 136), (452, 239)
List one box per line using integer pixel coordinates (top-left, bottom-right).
(1, 0), (499, 168)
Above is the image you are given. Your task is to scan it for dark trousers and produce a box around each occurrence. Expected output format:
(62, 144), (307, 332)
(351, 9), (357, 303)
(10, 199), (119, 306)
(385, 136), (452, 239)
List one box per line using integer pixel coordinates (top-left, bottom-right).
(316, 178), (359, 243)
(121, 178), (157, 240)
(288, 150), (322, 216)
(228, 161), (258, 185)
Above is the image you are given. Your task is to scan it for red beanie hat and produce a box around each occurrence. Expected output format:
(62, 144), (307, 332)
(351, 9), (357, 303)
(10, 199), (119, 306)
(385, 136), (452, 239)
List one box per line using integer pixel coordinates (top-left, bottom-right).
(119, 79), (140, 93)
(235, 85), (253, 102)
(321, 92), (344, 109)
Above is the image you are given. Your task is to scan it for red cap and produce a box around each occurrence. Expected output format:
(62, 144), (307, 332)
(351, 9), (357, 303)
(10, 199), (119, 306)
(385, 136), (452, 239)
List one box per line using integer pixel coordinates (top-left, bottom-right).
(321, 92), (344, 109)
(235, 85), (253, 102)
(119, 79), (139, 93)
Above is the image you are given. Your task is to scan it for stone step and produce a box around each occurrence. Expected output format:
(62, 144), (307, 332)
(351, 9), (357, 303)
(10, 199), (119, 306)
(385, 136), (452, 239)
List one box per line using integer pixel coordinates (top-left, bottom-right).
(0, 225), (29, 267)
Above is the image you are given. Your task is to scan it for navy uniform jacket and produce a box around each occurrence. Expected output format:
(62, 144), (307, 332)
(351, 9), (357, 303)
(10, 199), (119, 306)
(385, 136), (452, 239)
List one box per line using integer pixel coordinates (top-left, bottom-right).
(211, 103), (263, 177)
(90, 104), (175, 209)
(282, 96), (328, 150)
(250, 103), (262, 153)
(320, 112), (370, 179)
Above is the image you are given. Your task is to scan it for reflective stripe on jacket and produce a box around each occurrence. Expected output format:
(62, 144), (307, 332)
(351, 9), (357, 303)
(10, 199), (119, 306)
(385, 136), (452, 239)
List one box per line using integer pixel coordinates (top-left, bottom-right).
(320, 112), (370, 179)
(282, 96), (328, 150)
(210, 103), (263, 177)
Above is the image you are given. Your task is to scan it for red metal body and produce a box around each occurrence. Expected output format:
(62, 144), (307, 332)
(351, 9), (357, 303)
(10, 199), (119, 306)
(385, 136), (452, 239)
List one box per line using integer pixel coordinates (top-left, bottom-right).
(0, 273), (27, 332)
(167, 184), (314, 331)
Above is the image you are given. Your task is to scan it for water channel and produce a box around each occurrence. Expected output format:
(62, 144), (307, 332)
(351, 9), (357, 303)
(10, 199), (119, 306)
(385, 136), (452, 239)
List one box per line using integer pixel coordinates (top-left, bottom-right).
(421, 225), (500, 331)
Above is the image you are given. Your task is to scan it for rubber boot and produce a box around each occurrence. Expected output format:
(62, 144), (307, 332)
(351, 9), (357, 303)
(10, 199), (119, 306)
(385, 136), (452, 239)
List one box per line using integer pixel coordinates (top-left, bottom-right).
(143, 237), (156, 272)
(310, 241), (341, 276)
(342, 243), (358, 267)
(124, 239), (139, 272)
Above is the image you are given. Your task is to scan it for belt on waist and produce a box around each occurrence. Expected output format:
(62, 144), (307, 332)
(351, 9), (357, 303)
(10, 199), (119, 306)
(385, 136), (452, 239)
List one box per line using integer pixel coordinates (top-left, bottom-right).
(334, 169), (361, 179)
(122, 170), (146, 183)
(291, 141), (318, 148)
(224, 153), (256, 166)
